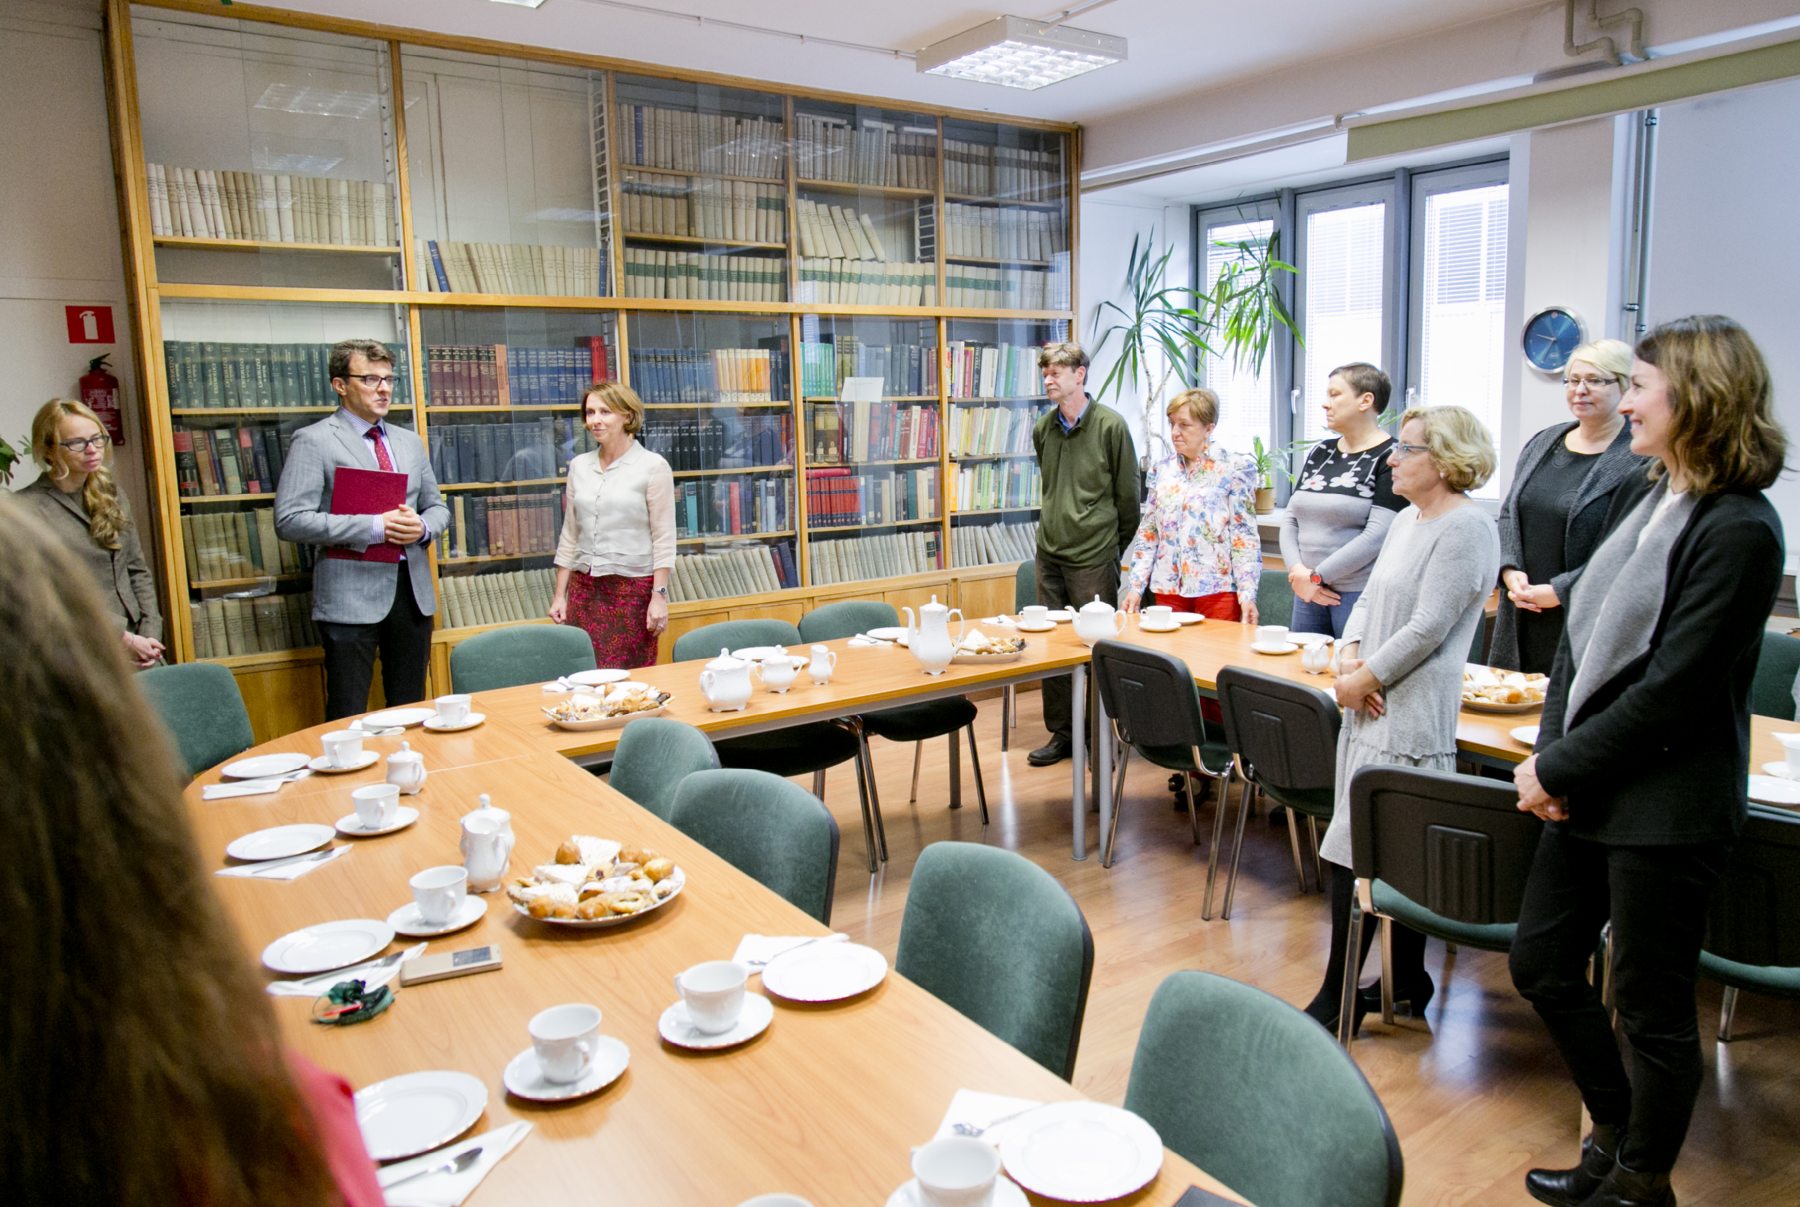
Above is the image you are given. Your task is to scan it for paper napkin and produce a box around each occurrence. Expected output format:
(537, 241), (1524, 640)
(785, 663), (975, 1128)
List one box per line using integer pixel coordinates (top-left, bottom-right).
(216, 846), (350, 881)
(379, 1120), (532, 1207)
(979, 615), (1019, 628)
(934, 1089), (1044, 1143)
(202, 773), (310, 800)
(732, 932), (848, 968)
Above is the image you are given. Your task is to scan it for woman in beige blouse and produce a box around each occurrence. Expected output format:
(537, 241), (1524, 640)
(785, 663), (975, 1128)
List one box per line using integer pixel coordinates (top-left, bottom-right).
(549, 382), (676, 668)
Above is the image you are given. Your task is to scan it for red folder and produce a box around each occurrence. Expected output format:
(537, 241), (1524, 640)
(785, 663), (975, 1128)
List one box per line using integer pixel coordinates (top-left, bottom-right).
(324, 466), (408, 562)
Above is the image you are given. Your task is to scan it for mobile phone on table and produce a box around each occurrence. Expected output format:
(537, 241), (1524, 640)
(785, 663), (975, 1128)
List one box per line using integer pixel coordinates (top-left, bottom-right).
(399, 945), (503, 986)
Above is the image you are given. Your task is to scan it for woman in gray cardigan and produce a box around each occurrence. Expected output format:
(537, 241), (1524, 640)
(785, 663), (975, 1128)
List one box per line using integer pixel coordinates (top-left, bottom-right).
(1492, 340), (1648, 672)
(14, 399), (163, 668)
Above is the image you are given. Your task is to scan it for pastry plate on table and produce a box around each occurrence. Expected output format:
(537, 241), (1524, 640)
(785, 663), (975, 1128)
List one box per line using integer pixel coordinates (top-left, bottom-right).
(262, 918), (394, 975)
(950, 631), (1027, 664)
(504, 1036), (629, 1102)
(1748, 774), (1800, 807)
(761, 941), (888, 1002)
(887, 1177), (1028, 1207)
(998, 1102), (1164, 1203)
(566, 668), (631, 688)
(307, 750), (380, 774)
(387, 895), (488, 938)
(355, 1070), (488, 1161)
(226, 823), (335, 863)
(335, 806), (421, 838)
(220, 751), (311, 780)
(658, 992), (774, 1050)
(507, 834), (685, 926)
(357, 707), (436, 731)
(542, 684), (670, 732)
(1462, 665), (1548, 713)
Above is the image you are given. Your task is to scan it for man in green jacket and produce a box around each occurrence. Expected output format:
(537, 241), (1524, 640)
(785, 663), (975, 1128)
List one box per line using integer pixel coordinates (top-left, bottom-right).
(1028, 341), (1140, 766)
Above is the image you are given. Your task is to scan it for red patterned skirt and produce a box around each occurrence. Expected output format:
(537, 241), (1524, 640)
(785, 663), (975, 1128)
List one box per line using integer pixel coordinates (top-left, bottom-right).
(566, 572), (657, 669)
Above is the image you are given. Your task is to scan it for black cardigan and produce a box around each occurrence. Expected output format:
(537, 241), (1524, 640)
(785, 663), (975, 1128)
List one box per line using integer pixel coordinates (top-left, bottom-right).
(1535, 486), (1784, 845)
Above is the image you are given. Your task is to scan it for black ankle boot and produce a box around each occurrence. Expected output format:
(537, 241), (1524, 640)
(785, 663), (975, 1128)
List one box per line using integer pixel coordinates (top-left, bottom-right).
(1584, 1160), (1674, 1207)
(1524, 1130), (1619, 1207)
(1356, 972), (1435, 1019)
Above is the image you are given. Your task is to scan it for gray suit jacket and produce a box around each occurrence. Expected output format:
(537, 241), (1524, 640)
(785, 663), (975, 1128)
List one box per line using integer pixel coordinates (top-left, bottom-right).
(274, 410), (448, 625)
(13, 475), (163, 640)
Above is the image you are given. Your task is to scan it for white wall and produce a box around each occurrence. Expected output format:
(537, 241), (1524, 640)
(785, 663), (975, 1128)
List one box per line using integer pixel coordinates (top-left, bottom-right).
(1077, 195), (1188, 462)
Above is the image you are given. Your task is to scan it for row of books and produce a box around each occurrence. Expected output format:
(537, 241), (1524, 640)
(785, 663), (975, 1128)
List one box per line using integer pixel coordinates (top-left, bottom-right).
(947, 340), (1051, 400)
(147, 164), (388, 246)
(415, 239), (606, 297)
(188, 594), (320, 659)
(621, 248), (785, 301)
(627, 346), (789, 403)
(793, 198), (913, 262)
(807, 402), (939, 465)
(805, 466), (937, 527)
(675, 476), (792, 539)
(792, 113), (936, 188)
(439, 569), (553, 631)
(809, 530), (942, 586)
(617, 103), (785, 180)
(428, 417), (594, 486)
(800, 336), (939, 399)
(174, 422), (299, 498)
(422, 340), (612, 408)
(943, 203), (1067, 262)
(640, 414), (791, 473)
(180, 507), (313, 584)
(950, 519), (1040, 568)
(945, 264), (1069, 311)
(793, 259), (936, 307)
(162, 340), (410, 410)
(954, 460), (1042, 512)
(438, 492), (562, 561)
(620, 175), (785, 243)
(948, 401), (1041, 457)
(671, 542), (797, 602)
(942, 141), (1065, 203)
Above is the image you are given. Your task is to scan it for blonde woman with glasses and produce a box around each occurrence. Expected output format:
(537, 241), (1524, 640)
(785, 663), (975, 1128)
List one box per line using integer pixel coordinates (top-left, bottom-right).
(14, 398), (164, 668)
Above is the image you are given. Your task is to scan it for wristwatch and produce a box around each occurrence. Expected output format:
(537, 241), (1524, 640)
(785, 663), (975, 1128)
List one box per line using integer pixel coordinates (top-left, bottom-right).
(1309, 572), (1324, 586)
(654, 586), (669, 599)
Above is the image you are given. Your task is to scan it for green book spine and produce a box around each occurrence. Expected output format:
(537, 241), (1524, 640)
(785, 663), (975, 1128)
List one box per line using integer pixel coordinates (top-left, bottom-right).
(199, 342), (223, 408)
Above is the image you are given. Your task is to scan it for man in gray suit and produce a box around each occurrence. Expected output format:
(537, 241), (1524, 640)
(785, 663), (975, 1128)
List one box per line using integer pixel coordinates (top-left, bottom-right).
(276, 338), (448, 720)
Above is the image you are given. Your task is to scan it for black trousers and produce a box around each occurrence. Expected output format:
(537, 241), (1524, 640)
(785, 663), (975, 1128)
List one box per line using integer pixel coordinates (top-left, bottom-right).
(1508, 825), (1730, 1174)
(1035, 553), (1119, 742)
(1305, 861), (1428, 1021)
(318, 562), (434, 721)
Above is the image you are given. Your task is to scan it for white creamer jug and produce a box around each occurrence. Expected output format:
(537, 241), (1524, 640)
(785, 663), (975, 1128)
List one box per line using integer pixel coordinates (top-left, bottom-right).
(460, 793), (515, 893)
(385, 740), (427, 795)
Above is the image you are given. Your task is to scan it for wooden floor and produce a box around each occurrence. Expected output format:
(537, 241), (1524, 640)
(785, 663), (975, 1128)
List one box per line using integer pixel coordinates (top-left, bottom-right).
(801, 692), (1800, 1206)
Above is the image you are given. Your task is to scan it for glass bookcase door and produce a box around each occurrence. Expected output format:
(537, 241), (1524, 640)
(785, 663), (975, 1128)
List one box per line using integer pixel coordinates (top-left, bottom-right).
(401, 48), (611, 298)
(798, 315), (942, 586)
(159, 298), (413, 661)
(946, 318), (1065, 568)
(625, 312), (797, 602)
(940, 119), (1070, 313)
(130, 7), (401, 290)
(614, 75), (788, 303)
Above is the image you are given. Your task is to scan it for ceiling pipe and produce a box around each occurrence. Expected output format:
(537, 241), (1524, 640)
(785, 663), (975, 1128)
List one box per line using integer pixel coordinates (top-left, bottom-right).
(1566, 0), (1647, 67)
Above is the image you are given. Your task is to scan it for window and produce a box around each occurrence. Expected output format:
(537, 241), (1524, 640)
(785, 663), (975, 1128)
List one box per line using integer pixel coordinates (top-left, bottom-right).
(1295, 188), (1393, 442)
(1196, 202), (1278, 461)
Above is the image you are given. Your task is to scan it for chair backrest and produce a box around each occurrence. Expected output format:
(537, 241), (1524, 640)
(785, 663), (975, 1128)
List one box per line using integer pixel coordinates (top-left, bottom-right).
(1216, 666), (1340, 793)
(667, 768), (839, 923)
(798, 600), (898, 643)
(1703, 805), (1800, 969)
(1750, 631), (1800, 720)
(896, 842), (1094, 1080)
(135, 662), (255, 780)
(1125, 971), (1403, 1207)
(1091, 639), (1209, 752)
(1257, 567), (1294, 629)
(673, 618), (802, 662)
(609, 716), (720, 822)
(1014, 559), (1036, 610)
(1348, 766), (1539, 926)
(449, 624), (597, 693)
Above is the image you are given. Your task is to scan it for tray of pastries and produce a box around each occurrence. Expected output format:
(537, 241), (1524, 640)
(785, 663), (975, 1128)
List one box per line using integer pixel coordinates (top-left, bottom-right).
(1462, 664), (1549, 713)
(950, 629), (1028, 664)
(506, 835), (685, 927)
(543, 682), (670, 731)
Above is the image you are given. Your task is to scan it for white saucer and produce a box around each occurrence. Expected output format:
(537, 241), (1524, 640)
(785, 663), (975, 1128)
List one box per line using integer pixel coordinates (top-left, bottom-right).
(503, 1035), (629, 1102)
(220, 751), (311, 780)
(863, 627), (908, 643)
(1510, 725), (1541, 747)
(1748, 774), (1800, 806)
(1014, 620), (1057, 633)
(1760, 761), (1799, 781)
(1251, 641), (1299, 655)
(387, 894), (488, 937)
(658, 992), (774, 1050)
(762, 941), (888, 1002)
(335, 806), (420, 838)
(308, 750), (380, 774)
(358, 707), (435, 730)
(1173, 613), (1204, 626)
(1043, 609), (1073, 622)
(1137, 621), (1180, 634)
(424, 712), (485, 732)
(732, 645), (791, 662)
(227, 822), (335, 862)
(886, 1177), (1027, 1207)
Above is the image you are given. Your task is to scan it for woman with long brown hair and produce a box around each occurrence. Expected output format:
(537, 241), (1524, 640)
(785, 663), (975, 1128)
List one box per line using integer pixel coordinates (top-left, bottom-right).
(14, 398), (164, 669)
(0, 500), (383, 1206)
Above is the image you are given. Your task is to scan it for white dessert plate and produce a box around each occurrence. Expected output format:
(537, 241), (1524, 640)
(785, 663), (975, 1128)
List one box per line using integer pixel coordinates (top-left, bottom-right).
(886, 1177), (1027, 1207)
(424, 712), (486, 732)
(262, 918), (394, 975)
(510, 866), (686, 928)
(658, 992), (774, 1050)
(220, 752), (310, 780)
(731, 646), (790, 662)
(761, 941), (888, 1002)
(1510, 725), (1541, 747)
(335, 806), (421, 838)
(566, 668), (631, 687)
(1760, 761), (1798, 781)
(863, 627), (908, 642)
(1173, 613), (1204, 626)
(355, 1070), (487, 1162)
(1251, 641), (1299, 655)
(998, 1102), (1164, 1203)
(226, 823), (335, 862)
(503, 1036), (629, 1102)
(1137, 620), (1180, 634)
(358, 707), (435, 730)
(1748, 774), (1800, 807)
(307, 750), (380, 774)
(387, 895), (488, 938)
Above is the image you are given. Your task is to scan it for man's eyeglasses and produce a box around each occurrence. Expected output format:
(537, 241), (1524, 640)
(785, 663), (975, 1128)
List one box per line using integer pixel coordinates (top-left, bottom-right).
(1564, 375), (1613, 391)
(1389, 441), (1431, 462)
(345, 374), (398, 389)
(58, 434), (110, 453)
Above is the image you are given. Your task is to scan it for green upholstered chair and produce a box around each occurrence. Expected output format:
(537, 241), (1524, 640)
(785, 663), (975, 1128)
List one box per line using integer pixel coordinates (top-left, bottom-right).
(1750, 631), (1800, 720)
(895, 842), (1093, 1080)
(608, 716), (720, 822)
(1699, 804), (1800, 1041)
(668, 768), (840, 924)
(449, 623), (597, 693)
(1014, 558), (1036, 610)
(136, 662), (255, 781)
(1257, 566), (1294, 629)
(799, 601), (988, 849)
(674, 619), (881, 871)
(1125, 971), (1404, 1207)
(1003, 559), (1037, 745)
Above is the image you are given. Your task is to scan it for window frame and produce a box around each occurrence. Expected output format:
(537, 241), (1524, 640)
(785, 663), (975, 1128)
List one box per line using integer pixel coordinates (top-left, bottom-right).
(1191, 197), (1284, 467)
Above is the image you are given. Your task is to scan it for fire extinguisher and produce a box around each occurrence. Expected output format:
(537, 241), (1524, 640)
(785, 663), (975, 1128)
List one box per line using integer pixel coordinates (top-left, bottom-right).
(81, 354), (125, 447)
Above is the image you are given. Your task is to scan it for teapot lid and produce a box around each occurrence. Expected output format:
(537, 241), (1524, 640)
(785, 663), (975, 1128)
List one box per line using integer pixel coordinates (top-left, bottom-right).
(706, 646), (746, 669)
(1079, 594), (1116, 613)
(919, 594), (946, 611)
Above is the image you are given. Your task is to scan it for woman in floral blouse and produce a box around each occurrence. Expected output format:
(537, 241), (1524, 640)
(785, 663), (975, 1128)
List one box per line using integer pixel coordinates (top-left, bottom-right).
(1120, 388), (1262, 624)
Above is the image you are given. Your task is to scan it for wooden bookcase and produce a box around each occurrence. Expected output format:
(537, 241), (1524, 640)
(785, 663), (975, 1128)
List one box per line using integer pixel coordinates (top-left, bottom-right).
(104, 0), (1076, 738)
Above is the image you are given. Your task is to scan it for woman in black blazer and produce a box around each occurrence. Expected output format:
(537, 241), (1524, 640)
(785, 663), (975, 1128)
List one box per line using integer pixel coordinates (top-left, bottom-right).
(1510, 316), (1786, 1207)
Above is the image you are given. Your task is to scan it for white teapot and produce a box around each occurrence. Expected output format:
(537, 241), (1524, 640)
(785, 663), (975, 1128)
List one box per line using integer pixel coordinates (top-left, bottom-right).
(699, 647), (753, 712)
(902, 594), (964, 675)
(384, 740), (427, 795)
(460, 794), (515, 893)
(1074, 595), (1127, 647)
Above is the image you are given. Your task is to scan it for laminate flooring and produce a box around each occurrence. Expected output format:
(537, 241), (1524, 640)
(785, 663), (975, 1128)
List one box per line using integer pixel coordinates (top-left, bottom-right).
(804, 692), (1800, 1205)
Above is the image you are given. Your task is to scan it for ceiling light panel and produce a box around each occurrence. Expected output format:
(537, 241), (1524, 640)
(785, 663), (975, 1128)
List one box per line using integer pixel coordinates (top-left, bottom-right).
(918, 16), (1126, 90)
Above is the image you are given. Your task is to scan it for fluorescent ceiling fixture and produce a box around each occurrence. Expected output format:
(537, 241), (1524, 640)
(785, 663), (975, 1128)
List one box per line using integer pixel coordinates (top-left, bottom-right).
(917, 16), (1126, 90)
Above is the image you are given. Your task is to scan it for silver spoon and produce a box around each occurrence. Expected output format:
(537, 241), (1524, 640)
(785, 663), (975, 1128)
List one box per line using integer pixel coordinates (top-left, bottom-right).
(385, 1146), (482, 1189)
(952, 1103), (1046, 1137)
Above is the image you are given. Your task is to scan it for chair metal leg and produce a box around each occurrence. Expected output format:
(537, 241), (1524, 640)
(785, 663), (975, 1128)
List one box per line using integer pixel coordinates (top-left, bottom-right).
(1340, 893), (1366, 1049)
(1185, 775), (1203, 846)
(813, 768), (826, 798)
(947, 730), (962, 809)
(1285, 808), (1308, 892)
(1101, 741), (1131, 868)
(1718, 986), (1739, 1043)
(1379, 917), (1396, 1025)
(1001, 685), (1014, 750)
(1307, 815), (1325, 890)
(1222, 771), (1254, 920)
(850, 734), (878, 873)
(965, 724), (989, 824)
(1202, 768), (1239, 921)
(909, 743), (923, 803)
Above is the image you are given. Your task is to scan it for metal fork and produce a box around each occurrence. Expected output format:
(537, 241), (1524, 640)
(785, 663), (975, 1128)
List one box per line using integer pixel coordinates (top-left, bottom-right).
(853, 633), (894, 645)
(246, 847), (339, 877)
(385, 1146), (482, 1189)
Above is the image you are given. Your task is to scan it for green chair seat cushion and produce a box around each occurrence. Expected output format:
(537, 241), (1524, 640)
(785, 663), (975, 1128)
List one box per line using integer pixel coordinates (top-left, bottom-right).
(1370, 878), (1517, 951)
(713, 722), (861, 778)
(1135, 739), (1234, 776)
(1262, 784), (1335, 820)
(862, 698), (977, 743)
(1698, 952), (1800, 997)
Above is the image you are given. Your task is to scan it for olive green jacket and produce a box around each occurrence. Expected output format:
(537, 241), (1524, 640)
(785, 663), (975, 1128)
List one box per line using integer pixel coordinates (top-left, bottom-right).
(1032, 397), (1140, 569)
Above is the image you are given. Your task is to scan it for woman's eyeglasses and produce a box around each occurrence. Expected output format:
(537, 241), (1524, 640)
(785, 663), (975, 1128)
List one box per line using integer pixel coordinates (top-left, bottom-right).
(58, 434), (110, 453)
(1388, 441), (1431, 461)
(1563, 375), (1613, 391)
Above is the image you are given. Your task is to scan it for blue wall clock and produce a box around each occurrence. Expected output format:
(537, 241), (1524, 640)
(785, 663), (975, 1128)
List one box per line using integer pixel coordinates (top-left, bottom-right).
(1521, 307), (1586, 374)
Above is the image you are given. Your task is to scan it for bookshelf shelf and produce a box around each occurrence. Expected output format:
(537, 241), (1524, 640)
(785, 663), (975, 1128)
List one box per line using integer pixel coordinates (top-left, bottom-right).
(621, 232), (787, 251)
(947, 255), (1054, 268)
(642, 400), (792, 410)
(616, 164), (784, 186)
(440, 477), (564, 493)
(183, 491), (275, 504)
(794, 178), (935, 199)
(193, 573), (311, 589)
(951, 451), (1035, 461)
(678, 529), (795, 546)
(170, 406), (412, 416)
(154, 235), (401, 256)
(441, 552), (556, 566)
(944, 192), (1066, 210)
(804, 395), (938, 404)
(954, 505), (1041, 517)
(815, 456), (938, 469)
(952, 397), (1046, 404)
(423, 404), (582, 414)
(812, 516), (941, 532)
(673, 464), (792, 478)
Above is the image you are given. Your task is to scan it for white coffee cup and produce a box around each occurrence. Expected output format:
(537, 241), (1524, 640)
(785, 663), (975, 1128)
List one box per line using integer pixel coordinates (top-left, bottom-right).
(911, 1136), (1001, 1207)
(320, 729), (364, 769)
(673, 960), (748, 1034)
(1143, 605), (1175, 626)
(1255, 624), (1291, 646)
(352, 782), (401, 829)
(410, 864), (467, 926)
(757, 657), (799, 694)
(434, 694), (472, 727)
(529, 1002), (602, 1084)
(1020, 604), (1050, 625)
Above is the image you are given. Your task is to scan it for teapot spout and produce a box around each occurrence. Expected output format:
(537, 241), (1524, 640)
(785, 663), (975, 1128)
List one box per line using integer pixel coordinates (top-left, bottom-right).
(901, 605), (917, 638)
